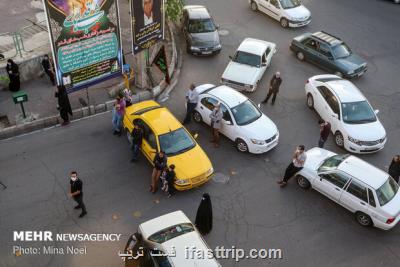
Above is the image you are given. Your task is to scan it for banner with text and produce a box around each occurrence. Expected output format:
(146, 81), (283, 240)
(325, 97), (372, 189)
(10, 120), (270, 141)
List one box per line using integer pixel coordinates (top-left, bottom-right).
(43, 0), (123, 92)
(131, 0), (164, 54)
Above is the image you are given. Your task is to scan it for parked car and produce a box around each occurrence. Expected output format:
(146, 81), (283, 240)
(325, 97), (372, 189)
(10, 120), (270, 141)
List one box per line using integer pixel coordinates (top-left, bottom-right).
(305, 74), (386, 154)
(193, 84), (279, 153)
(123, 100), (213, 191)
(182, 5), (221, 55)
(291, 31), (367, 78)
(296, 147), (400, 230)
(122, 211), (221, 267)
(221, 38), (276, 92)
(249, 0), (311, 28)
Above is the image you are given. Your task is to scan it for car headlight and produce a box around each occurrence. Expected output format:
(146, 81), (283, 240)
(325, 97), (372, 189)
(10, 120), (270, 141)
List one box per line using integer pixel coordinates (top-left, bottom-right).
(214, 44), (222, 49)
(206, 167), (214, 176)
(190, 46), (200, 51)
(245, 84), (254, 89)
(175, 178), (190, 185)
(347, 69), (355, 75)
(348, 136), (362, 145)
(251, 139), (266, 145)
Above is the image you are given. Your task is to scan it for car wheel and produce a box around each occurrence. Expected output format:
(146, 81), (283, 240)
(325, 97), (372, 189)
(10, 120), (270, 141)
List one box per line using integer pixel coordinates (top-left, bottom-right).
(193, 111), (202, 123)
(296, 51), (305, 61)
(297, 175), (311, 189)
(126, 129), (132, 144)
(334, 71), (343, 78)
(250, 1), (258, 11)
(355, 212), (372, 227)
(236, 139), (248, 153)
(306, 94), (314, 109)
(280, 18), (289, 28)
(334, 131), (344, 148)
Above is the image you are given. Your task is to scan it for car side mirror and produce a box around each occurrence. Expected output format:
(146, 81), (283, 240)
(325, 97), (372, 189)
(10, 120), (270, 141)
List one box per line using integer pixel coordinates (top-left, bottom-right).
(229, 55), (233, 60)
(331, 113), (338, 119)
(374, 109), (379, 114)
(224, 120), (233, 125)
(262, 63), (267, 67)
(192, 133), (199, 139)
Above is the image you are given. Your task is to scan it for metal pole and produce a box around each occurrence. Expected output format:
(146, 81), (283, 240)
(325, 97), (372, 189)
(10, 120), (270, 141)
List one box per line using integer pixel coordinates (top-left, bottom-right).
(20, 102), (26, 118)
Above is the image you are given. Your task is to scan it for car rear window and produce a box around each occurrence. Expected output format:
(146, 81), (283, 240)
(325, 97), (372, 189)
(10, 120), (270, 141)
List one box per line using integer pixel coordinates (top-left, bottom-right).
(376, 177), (399, 206)
(148, 223), (195, 244)
(315, 77), (343, 83)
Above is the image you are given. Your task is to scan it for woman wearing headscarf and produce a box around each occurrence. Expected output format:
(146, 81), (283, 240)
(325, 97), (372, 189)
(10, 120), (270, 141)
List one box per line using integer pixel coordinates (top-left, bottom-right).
(195, 193), (213, 235)
(6, 59), (20, 92)
(55, 85), (73, 125)
(389, 155), (400, 183)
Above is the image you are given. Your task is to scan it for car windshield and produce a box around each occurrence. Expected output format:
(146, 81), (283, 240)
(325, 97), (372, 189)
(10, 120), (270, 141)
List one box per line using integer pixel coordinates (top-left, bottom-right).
(159, 128), (196, 156)
(318, 154), (350, 172)
(332, 44), (352, 58)
(280, 0), (301, 9)
(341, 101), (377, 124)
(233, 51), (261, 67)
(148, 223), (195, 243)
(188, 19), (216, 33)
(231, 100), (262, 126)
(376, 177), (399, 206)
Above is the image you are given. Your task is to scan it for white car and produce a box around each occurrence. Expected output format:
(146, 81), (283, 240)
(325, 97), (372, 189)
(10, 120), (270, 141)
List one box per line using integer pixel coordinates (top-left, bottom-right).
(221, 38), (276, 92)
(138, 210), (221, 267)
(305, 74), (386, 154)
(193, 84), (279, 153)
(249, 0), (311, 28)
(296, 147), (400, 230)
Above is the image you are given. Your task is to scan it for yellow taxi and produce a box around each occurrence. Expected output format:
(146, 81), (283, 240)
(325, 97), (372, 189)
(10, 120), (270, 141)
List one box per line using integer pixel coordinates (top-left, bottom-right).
(123, 100), (214, 191)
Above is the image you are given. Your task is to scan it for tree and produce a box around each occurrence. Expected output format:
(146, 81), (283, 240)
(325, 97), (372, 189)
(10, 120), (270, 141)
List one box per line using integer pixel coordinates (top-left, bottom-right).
(165, 0), (184, 22)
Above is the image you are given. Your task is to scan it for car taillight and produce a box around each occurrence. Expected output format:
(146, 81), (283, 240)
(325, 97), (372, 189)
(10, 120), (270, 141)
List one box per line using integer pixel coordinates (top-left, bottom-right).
(386, 217), (395, 224)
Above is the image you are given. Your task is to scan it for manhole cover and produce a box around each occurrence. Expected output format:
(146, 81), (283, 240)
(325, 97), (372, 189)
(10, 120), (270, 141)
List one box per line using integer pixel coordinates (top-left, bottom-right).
(212, 172), (230, 184)
(218, 29), (229, 36)
(133, 211), (142, 218)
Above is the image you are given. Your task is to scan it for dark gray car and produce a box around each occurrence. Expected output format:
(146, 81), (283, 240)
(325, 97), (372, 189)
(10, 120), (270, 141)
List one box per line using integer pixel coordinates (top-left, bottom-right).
(182, 5), (221, 56)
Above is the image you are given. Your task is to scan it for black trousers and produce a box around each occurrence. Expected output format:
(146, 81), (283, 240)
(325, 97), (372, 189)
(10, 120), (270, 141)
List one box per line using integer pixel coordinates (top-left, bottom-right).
(60, 109), (70, 122)
(262, 91), (278, 104)
(183, 103), (196, 124)
(283, 163), (303, 182)
(73, 195), (86, 213)
(45, 70), (55, 85)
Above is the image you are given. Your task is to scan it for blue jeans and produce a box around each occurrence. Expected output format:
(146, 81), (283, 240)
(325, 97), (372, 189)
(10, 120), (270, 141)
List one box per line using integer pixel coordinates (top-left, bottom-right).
(112, 110), (122, 132)
(132, 144), (140, 160)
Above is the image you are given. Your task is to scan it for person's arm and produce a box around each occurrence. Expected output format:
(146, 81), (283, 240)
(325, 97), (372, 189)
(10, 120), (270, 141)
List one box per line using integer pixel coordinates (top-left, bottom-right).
(70, 181), (82, 197)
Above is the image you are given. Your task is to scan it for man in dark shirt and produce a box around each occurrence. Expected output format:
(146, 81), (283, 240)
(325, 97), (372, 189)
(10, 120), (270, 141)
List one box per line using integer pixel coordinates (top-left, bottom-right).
(318, 119), (331, 148)
(130, 125), (143, 162)
(262, 72), (282, 105)
(69, 171), (87, 218)
(41, 54), (55, 86)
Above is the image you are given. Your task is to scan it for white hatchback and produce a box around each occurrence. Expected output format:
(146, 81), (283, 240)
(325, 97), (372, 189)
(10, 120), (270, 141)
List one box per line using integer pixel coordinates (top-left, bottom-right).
(305, 74), (386, 154)
(193, 84), (279, 154)
(249, 0), (311, 28)
(296, 147), (400, 230)
(221, 38), (276, 92)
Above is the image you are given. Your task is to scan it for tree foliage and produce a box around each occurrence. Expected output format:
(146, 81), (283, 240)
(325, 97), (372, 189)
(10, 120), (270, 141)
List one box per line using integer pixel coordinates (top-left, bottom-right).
(165, 0), (184, 22)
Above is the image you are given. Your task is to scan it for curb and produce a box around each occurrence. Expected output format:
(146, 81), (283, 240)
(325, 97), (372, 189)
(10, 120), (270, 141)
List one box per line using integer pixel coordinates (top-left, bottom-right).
(0, 22), (181, 141)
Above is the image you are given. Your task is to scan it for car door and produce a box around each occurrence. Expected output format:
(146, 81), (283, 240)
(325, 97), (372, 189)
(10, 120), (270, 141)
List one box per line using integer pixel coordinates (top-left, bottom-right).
(134, 119), (158, 163)
(219, 104), (236, 141)
(315, 43), (336, 72)
(314, 85), (329, 116)
(366, 188), (386, 225)
(257, 0), (270, 14)
(199, 96), (219, 126)
(324, 89), (341, 132)
(267, 0), (282, 20)
(302, 38), (319, 63)
(339, 178), (369, 214)
(313, 171), (350, 203)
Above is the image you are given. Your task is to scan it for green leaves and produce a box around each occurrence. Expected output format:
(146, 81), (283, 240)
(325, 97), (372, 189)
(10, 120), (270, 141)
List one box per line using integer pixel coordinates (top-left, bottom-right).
(165, 0), (184, 22)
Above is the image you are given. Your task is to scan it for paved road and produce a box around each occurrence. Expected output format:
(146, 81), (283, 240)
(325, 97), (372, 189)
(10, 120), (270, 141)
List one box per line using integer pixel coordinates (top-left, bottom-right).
(1, 0), (400, 266)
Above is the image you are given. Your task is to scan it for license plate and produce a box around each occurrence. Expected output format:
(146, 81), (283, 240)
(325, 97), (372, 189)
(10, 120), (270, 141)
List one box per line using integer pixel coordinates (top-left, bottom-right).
(202, 51), (212, 55)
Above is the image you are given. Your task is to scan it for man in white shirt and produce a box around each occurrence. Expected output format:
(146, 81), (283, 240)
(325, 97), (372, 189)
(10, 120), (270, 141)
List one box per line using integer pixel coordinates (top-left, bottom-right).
(143, 0), (154, 26)
(277, 145), (307, 187)
(183, 84), (199, 124)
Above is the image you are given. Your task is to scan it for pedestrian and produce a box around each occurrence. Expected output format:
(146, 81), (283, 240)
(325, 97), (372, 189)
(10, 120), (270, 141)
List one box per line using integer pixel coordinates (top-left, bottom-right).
(112, 95), (126, 136)
(261, 71), (282, 105)
(195, 193), (213, 235)
(389, 155), (400, 183)
(318, 119), (331, 148)
(5, 59), (20, 92)
(182, 84), (198, 124)
(209, 102), (223, 148)
(163, 164), (175, 198)
(277, 145), (307, 187)
(130, 124), (143, 162)
(55, 85), (72, 126)
(150, 151), (167, 193)
(41, 54), (56, 86)
(69, 171), (87, 218)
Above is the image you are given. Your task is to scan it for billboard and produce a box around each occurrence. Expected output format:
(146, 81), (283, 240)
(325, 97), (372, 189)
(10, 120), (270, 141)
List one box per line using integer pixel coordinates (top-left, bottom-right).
(131, 0), (164, 54)
(43, 0), (123, 92)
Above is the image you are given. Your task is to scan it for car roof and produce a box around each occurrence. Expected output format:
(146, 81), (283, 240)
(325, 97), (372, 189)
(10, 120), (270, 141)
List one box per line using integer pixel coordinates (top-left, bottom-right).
(237, 38), (271, 56)
(325, 79), (365, 103)
(139, 210), (191, 239)
(138, 104), (182, 135)
(207, 85), (248, 108)
(184, 5), (211, 19)
(338, 156), (388, 189)
(311, 31), (342, 46)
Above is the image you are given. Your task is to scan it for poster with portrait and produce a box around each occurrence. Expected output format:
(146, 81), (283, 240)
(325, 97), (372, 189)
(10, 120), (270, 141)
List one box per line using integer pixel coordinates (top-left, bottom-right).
(131, 0), (164, 54)
(43, 0), (123, 92)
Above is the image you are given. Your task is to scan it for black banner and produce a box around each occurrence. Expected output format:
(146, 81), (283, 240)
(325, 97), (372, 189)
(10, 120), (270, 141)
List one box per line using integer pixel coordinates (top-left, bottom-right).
(152, 45), (170, 84)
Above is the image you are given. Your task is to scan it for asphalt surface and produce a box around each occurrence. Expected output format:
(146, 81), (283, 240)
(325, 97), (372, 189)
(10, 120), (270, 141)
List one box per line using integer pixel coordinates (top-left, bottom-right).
(1, 0), (400, 266)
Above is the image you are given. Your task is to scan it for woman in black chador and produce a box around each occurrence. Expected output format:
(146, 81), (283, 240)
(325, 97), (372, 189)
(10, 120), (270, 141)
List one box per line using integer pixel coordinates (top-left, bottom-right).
(55, 85), (72, 125)
(6, 59), (20, 92)
(195, 193), (213, 235)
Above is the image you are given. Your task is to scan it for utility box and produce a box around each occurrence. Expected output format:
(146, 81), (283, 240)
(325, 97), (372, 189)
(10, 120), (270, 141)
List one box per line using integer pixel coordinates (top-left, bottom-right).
(12, 91), (28, 104)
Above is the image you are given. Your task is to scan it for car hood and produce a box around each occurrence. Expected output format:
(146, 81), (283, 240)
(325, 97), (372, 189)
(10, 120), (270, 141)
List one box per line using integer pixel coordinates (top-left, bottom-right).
(284, 5), (311, 20)
(343, 120), (386, 141)
(222, 61), (259, 85)
(239, 114), (278, 140)
(190, 31), (220, 47)
(336, 54), (367, 71)
(380, 190), (400, 218)
(168, 144), (212, 180)
(303, 147), (336, 171)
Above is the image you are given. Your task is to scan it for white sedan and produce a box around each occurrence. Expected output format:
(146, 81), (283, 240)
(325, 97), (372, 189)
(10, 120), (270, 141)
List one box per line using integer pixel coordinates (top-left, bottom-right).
(193, 84), (279, 153)
(296, 147), (400, 230)
(221, 38), (276, 92)
(305, 74), (386, 154)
